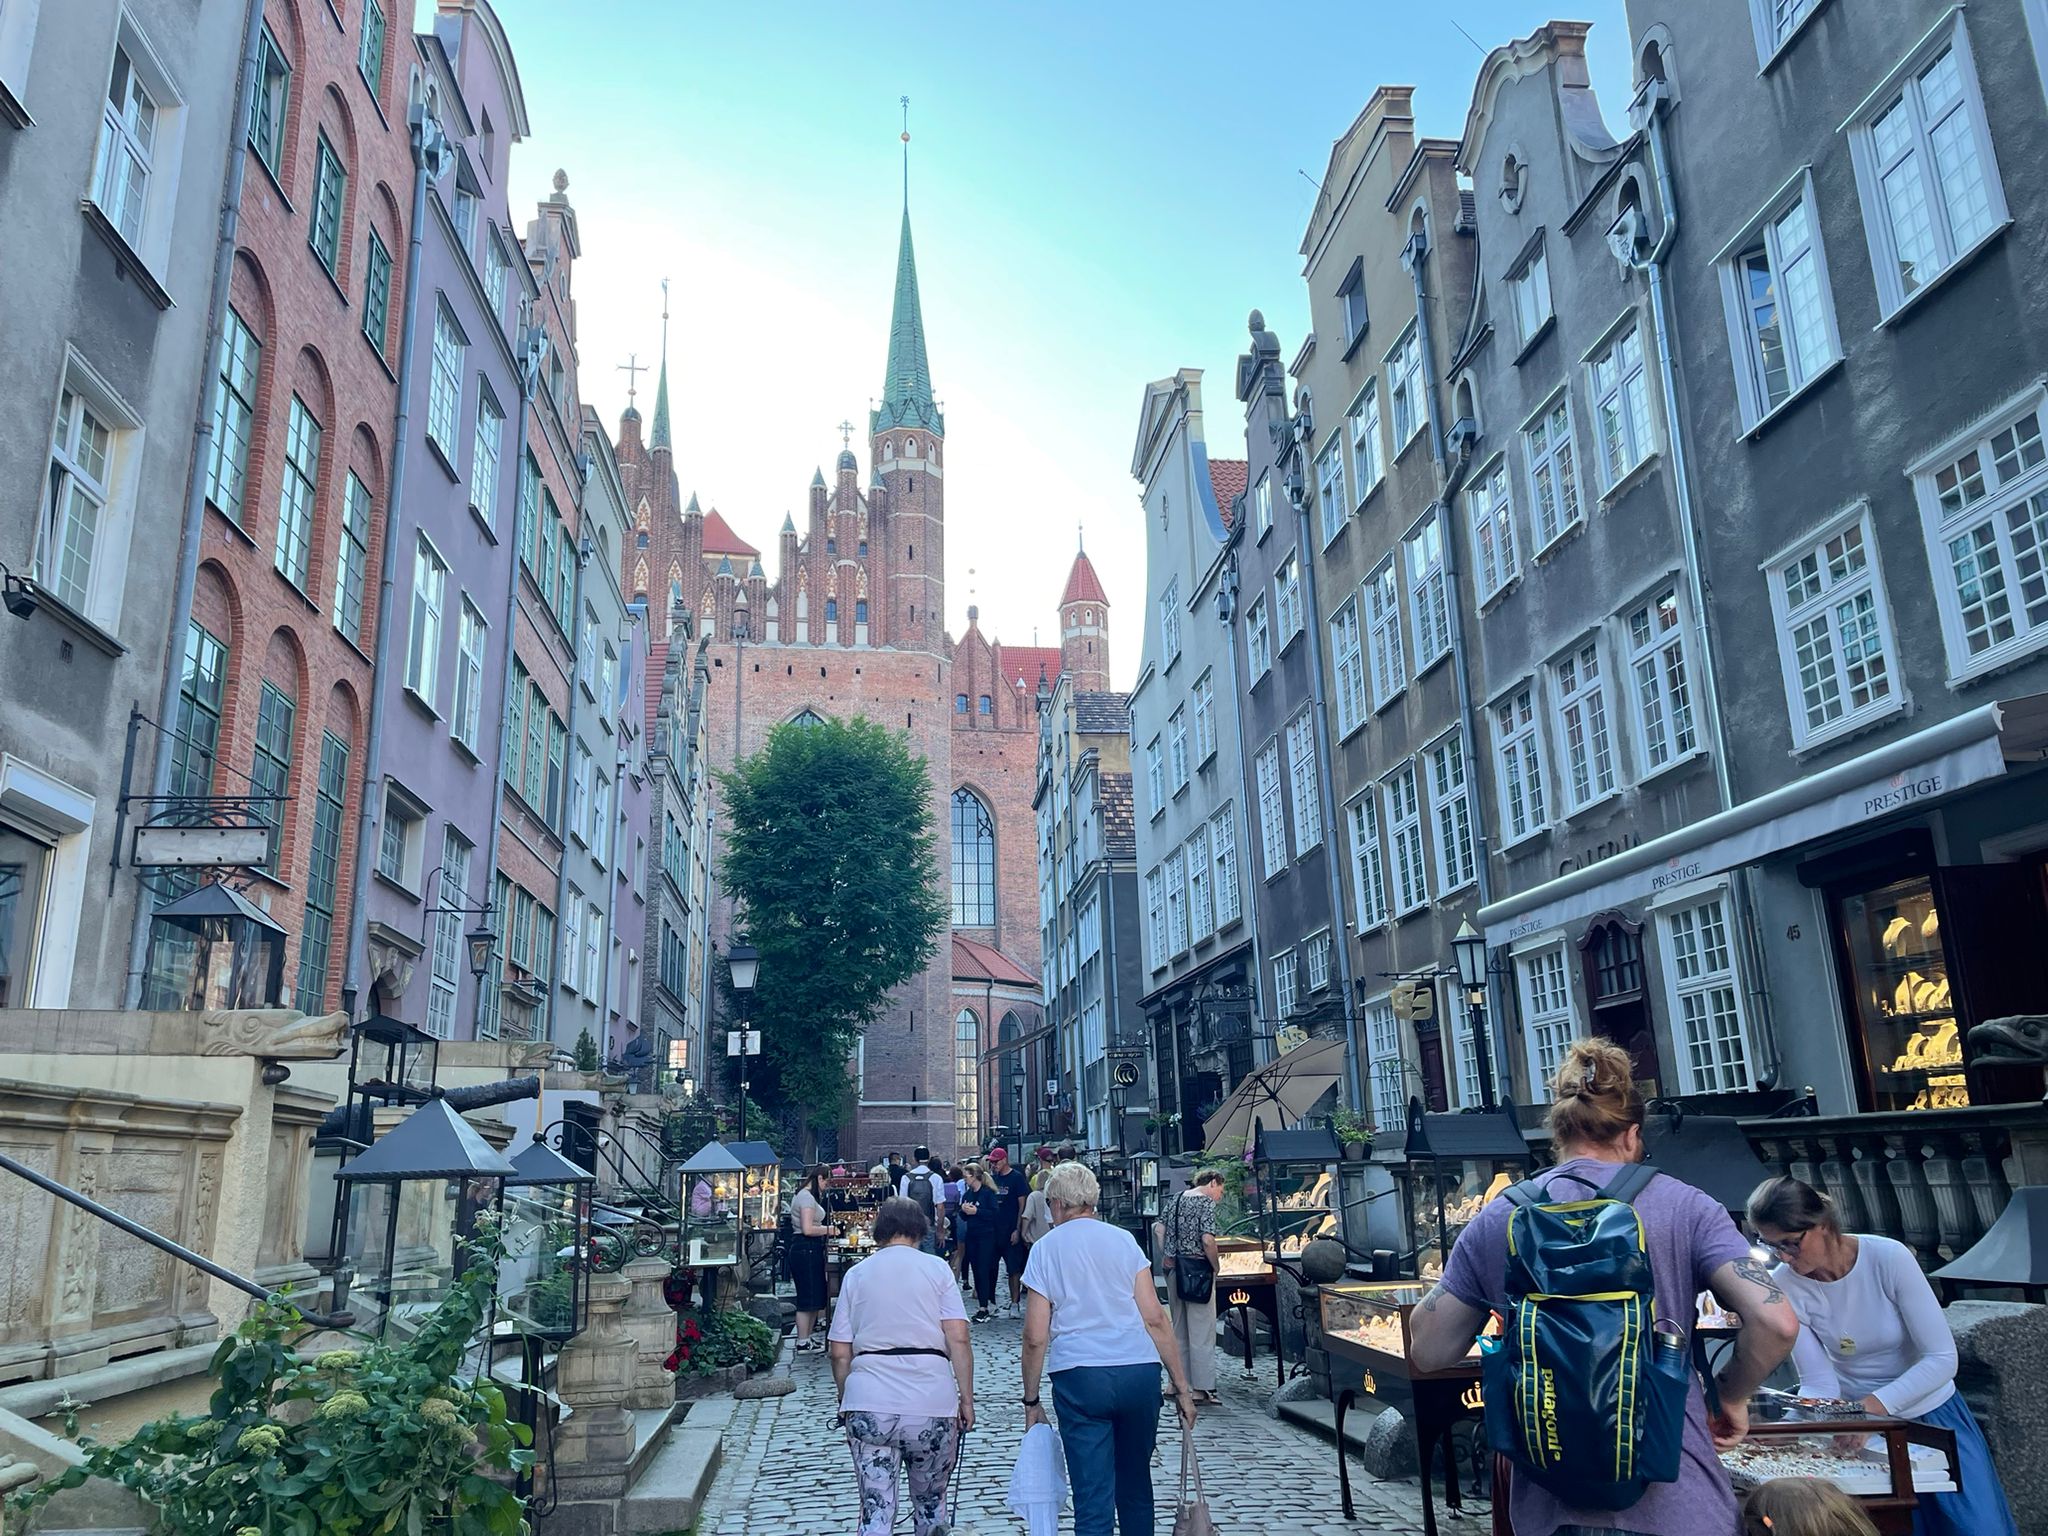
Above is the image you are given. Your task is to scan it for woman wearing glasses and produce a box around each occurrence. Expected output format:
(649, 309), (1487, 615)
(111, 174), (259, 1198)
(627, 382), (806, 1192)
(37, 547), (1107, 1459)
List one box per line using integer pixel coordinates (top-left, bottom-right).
(1747, 1176), (2018, 1536)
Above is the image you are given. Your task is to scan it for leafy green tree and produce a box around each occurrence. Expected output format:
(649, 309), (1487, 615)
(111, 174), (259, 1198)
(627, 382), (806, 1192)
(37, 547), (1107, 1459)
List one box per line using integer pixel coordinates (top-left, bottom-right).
(572, 1026), (599, 1073)
(717, 715), (945, 1133)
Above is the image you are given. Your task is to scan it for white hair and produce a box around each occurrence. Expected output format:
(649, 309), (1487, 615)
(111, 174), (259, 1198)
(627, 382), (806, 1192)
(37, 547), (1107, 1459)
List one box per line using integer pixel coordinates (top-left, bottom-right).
(1043, 1161), (1099, 1210)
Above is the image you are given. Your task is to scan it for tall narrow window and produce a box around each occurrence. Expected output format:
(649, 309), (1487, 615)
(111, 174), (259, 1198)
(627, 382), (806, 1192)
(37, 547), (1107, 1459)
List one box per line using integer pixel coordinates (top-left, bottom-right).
(1144, 868), (1167, 968)
(1365, 560), (1405, 707)
(1470, 459), (1518, 601)
(92, 45), (157, 245)
(1347, 792), (1388, 931)
(1493, 684), (1548, 842)
(1272, 949), (1297, 1021)
(1185, 824), (1212, 943)
(1209, 804), (1242, 927)
(362, 231), (392, 357)
(545, 715), (567, 830)
(426, 828), (470, 1039)
(1625, 587), (1697, 770)
(357, 0), (386, 91)
(951, 789), (996, 927)
(470, 385), (503, 524)
(274, 396), (320, 591)
(1348, 379), (1383, 499)
(1246, 594), (1272, 677)
(1275, 552), (1304, 640)
(1158, 576), (1181, 661)
(1144, 736), (1164, 810)
(1768, 511), (1898, 745)
(1404, 510), (1450, 666)
(1518, 944), (1578, 1096)
(1384, 763), (1428, 914)
(406, 535), (447, 704)
(41, 389), (112, 614)
(1554, 639), (1617, 809)
(1366, 1000), (1403, 1127)
(1509, 244), (1553, 346)
(1590, 328), (1655, 489)
(333, 471), (370, 646)
(453, 598), (487, 751)
(309, 133), (346, 275)
(1387, 325), (1425, 447)
(251, 680), (296, 857)
(1285, 714), (1322, 853)
(955, 1011), (980, 1146)
(1426, 733), (1476, 894)
(1526, 396), (1582, 549)
(1165, 849), (1187, 954)
(1252, 473), (1274, 539)
(427, 302), (464, 459)
(248, 26), (291, 178)
(1663, 894), (1753, 1091)
(1915, 401), (2048, 678)
(484, 234), (509, 317)
(1191, 669), (1216, 762)
(295, 731), (349, 1012)
(170, 621), (228, 798)
(1168, 706), (1189, 791)
(1315, 436), (1347, 546)
(204, 308), (260, 526)
(1726, 186), (1836, 422)
(1255, 743), (1287, 877)
(1331, 597), (1367, 737)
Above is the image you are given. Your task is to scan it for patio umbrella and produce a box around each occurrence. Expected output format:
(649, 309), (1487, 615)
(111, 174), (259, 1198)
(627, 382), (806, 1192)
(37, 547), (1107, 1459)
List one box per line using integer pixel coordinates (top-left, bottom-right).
(1201, 1036), (1346, 1149)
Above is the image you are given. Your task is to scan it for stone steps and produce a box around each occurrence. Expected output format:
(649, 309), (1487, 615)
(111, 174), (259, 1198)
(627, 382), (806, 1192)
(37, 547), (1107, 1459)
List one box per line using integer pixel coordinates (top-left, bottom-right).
(618, 1398), (729, 1534)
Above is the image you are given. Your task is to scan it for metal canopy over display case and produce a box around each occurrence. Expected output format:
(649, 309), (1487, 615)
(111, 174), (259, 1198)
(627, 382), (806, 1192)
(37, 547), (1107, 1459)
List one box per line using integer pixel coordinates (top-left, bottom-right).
(1642, 1110), (1773, 1214)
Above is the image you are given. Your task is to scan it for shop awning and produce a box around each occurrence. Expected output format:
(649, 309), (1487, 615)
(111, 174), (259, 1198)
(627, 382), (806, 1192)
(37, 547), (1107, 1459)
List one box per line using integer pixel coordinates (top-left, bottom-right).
(1480, 693), (2048, 947)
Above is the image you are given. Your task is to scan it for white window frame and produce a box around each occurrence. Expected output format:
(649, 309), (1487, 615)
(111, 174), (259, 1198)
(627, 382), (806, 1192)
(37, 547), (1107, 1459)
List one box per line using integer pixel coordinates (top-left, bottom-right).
(90, 19), (186, 279)
(1315, 433), (1347, 548)
(0, 755), (95, 1009)
(1348, 379), (1384, 504)
(1515, 939), (1579, 1100)
(1748, 0), (1823, 66)
(1383, 762), (1428, 916)
(1715, 169), (1842, 431)
(406, 533), (449, 707)
(1761, 503), (1904, 749)
(1524, 391), (1583, 551)
(1255, 741), (1287, 878)
(333, 470), (372, 646)
(1364, 560), (1406, 709)
(1844, 13), (2009, 323)
(1305, 930), (1332, 993)
(1586, 323), (1657, 491)
(1470, 456), (1519, 602)
(1185, 824), (1213, 943)
(1910, 386), (2048, 680)
(470, 382), (503, 525)
(1272, 948), (1298, 1021)
(1508, 240), (1553, 348)
(1552, 636), (1620, 812)
(427, 301), (466, 460)
(1210, 804), (1242, 927)
(1346, 790), (1389, 932)
(1144, 867), (1167, 971)
(1168, 706), (1189, 793)
(1246, 592), (1272, 678)
(1274, 552), (1304, 643)
(1386, 324), (1425, 450)
(1404, 509), (1451, 668)
(1284, 712), (1322, 854)
(1656, 886), (1757, 1093)
(1425, 731), (1476, 896)
(39, 366), (143, 630)
(1144, 735), (1164, 812)
(1338, 259), (1369, 348)
(453, 597), (488, 752)
(1191, 669), (1217, 764)
(1364, 997), (1404, 1129)
(1159, 576), (1182, 664)
(1330, 596), (1367, 739)
(1252, 472), (1274, 540)
(1624, 584), (1699, 775)
(1165, 848), (1188, 956)
(484, 230), (510, 317)
(0, 1), (42, 111)
(1492, 682), (1549, 845)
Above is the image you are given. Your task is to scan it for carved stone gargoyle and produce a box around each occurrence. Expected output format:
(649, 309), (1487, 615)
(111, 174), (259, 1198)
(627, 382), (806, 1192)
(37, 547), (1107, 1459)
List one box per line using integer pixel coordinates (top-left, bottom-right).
(1966, 1015), (2048, 1065)
(198, 1008), (349, 1059)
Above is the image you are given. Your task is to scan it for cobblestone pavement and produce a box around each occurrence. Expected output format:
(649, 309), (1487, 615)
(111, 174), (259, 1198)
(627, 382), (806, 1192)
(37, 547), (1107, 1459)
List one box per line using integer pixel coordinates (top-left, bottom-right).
(694, 1296), (1443, 1534)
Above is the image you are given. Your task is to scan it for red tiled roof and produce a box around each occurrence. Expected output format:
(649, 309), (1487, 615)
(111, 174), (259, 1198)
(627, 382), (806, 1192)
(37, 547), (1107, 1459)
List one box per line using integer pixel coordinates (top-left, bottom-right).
(1208, 458), (1249, 530)
(700, 508), (759, 558)
(1061, 550), (1109, 608)
(952, 934), (1038, 988)
(996, 646), (1061, 695)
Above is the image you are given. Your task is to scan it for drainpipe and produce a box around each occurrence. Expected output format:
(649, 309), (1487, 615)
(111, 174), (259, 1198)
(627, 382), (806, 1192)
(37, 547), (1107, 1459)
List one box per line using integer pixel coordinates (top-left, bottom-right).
(1214, 532), (1280, 1100)
(1631, 81), (1781, 1086)
(548, 531), (591, 1046)
(339, 101), (441, 1020)
(474, 306), (551, 1033)
(126, 0), (266, 1005)
(1403, 224), (1506, 1100)
(1281, 412), (1366, 1114)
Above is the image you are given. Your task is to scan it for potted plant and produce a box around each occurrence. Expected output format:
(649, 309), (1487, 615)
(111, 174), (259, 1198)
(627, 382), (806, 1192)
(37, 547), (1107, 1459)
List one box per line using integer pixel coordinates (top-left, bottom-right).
(1332, 1106), (1375, 1161)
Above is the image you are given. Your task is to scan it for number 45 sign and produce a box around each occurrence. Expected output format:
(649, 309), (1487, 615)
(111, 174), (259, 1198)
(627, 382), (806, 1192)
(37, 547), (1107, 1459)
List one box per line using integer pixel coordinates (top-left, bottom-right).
(726, 1030), (761, 1057)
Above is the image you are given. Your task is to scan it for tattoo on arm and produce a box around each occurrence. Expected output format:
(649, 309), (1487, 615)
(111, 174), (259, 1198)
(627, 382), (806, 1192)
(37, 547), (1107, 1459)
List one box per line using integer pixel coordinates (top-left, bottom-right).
(1732, 1257), (1786, 1305)
(1421, 1285), (1444, 1313)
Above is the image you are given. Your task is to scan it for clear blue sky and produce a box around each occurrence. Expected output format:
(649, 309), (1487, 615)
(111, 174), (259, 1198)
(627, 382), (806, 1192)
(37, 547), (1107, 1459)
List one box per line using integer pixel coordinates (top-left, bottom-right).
(468, 1), (1635, 685)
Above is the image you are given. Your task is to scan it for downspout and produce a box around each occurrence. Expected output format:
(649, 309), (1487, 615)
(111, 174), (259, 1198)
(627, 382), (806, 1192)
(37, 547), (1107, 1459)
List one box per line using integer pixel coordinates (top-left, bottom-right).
(547, 532), (591, 1045)
(1403, 223), (1506, 1099)
(475, 302), (550, 1032)
(1282, 414), (1366, 1114)
(127, 0), (266, 1005)
(1215, 539), (1269, 1075)
(340, 100), (439, 1018)
(1632, 83), (1781, 1086)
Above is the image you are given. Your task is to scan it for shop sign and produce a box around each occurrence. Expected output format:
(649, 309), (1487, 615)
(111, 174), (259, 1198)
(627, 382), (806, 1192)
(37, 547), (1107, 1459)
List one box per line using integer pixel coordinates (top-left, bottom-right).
(1860, 767), (1947, 819)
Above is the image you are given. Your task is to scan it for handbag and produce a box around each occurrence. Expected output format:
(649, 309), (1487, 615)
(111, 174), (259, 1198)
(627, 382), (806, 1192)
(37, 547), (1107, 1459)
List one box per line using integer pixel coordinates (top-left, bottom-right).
(1167, 1194), (1216, 1305)
(1173, 1423), (1218, 1536)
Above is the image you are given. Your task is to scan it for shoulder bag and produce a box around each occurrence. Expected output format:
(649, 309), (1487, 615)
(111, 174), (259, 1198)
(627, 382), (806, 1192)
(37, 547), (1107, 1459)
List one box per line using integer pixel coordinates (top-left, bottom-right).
(1168, 1193), (1215, 1305)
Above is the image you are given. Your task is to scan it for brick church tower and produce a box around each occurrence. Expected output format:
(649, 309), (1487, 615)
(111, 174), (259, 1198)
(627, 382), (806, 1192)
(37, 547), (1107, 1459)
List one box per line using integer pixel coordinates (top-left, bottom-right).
(1059, 542), (1111, 693)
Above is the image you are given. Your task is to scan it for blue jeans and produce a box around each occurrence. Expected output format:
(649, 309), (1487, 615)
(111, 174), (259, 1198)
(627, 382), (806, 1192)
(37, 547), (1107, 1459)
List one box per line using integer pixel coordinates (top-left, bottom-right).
(1051, 1362), (1162, 1536)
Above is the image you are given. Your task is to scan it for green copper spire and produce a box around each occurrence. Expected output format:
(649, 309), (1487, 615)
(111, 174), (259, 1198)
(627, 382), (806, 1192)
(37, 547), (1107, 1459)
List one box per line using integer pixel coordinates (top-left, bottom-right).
(872, 103), (942, 439)
(651, 277), (673, 451)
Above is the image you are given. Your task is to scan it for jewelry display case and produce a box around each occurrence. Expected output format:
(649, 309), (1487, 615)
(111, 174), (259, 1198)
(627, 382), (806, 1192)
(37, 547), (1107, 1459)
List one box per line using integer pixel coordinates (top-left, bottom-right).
(1251, 1123), (1341, 1261)
(1318, 1281), (1484, 1378)
(1721, 1399), (1961, 1535)
(1394, 1102), (1531, 1279)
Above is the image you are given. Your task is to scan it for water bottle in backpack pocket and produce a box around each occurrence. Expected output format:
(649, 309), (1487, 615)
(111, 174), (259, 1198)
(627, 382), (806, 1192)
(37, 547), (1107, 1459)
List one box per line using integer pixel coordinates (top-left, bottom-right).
(1481, 1163), (1691, 1511)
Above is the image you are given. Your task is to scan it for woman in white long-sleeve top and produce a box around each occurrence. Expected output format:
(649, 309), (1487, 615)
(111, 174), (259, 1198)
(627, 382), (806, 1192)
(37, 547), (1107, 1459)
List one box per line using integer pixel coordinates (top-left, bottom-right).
(1748, 1176), (2017, 1536)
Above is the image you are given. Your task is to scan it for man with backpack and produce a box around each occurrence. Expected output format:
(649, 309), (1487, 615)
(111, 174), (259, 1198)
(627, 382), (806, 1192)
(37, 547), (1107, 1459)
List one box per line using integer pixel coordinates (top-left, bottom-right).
(1407, 1038), (1800, 1536)
(899, 1147), (943, 1255)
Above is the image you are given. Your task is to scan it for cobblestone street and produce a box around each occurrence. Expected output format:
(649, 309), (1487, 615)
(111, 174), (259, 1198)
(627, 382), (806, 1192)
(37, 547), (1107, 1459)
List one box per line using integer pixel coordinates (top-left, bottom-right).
(694, 1299), (1442, 1534)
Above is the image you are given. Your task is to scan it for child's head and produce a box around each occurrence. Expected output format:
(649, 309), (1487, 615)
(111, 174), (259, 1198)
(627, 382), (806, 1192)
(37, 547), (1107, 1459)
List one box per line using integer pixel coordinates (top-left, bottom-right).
(1741, 1478), (1879, 1536)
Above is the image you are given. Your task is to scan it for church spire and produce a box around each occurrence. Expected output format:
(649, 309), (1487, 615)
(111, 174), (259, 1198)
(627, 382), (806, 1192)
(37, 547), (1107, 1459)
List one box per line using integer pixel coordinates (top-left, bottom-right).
(872, 99), (942, 439)
(651, 277), (673, 451)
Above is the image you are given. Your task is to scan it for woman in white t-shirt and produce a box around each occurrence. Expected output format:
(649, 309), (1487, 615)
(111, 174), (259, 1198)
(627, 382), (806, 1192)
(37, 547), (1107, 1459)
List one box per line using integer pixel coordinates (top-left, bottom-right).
(828, 1196), (975, 1536)
(1020, 1162), (1195, 1536)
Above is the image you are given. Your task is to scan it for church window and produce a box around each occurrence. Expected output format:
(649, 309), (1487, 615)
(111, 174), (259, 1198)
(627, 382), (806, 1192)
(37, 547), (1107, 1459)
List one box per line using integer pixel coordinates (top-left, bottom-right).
(636, 531), (647, 548)
(884, 439), (894, 459)
(907, 436), (918, 455)
(856, 598), (869, 624)
(908, 544), (915, 561)
(978, 695), (993, 715)
(789, 709), (826, 729)
(826, 596), (838, 624)
(827, 537), (836, 554)
(859, 540), (868, 558)
(955, 694), (968, 713)
(951, 789), (996, 927)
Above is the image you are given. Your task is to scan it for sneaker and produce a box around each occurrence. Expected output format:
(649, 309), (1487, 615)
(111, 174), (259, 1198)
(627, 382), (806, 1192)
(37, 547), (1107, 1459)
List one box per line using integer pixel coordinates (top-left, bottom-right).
(972, 1309), (991, 1323)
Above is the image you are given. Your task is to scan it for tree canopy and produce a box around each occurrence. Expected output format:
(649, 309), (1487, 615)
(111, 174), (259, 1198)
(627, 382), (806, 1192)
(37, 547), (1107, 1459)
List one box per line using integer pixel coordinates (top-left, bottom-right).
(716, 715), (946, 1129)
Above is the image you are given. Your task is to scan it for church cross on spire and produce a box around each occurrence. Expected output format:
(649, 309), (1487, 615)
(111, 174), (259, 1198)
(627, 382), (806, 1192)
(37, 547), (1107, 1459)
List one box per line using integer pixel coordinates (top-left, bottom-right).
(872, 99), (942, 441)
(619, 353), (645, 406)
(838, 420), (856, 448)
(651, 277), (673, 451)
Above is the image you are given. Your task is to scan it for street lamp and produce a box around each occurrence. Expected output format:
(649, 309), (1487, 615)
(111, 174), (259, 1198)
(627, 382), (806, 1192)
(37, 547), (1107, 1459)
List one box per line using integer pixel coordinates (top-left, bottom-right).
(1451, 918), (1498, 1110)
(726, 942), (760, 1141)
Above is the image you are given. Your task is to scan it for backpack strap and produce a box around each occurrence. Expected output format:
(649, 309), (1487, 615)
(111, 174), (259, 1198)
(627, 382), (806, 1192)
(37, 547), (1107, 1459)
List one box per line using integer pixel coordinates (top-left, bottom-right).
(1500, 1178), (1548, 1210)
(1600, 1162), (1660, 1207)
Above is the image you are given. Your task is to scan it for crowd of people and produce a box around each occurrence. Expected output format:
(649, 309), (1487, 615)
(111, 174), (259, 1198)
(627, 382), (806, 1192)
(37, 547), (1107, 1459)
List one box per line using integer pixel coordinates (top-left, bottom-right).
(777, 1083), (2019, 1536)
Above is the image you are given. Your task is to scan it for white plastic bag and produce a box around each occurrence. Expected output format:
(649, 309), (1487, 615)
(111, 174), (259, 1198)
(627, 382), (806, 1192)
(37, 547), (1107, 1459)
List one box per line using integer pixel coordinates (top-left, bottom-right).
(1007, 1421), (1069, 1536)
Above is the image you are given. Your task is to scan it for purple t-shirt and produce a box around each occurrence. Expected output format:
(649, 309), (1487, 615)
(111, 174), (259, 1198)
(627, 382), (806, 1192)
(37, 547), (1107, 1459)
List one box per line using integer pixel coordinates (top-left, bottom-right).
(1441, 1157), (1751, 1536)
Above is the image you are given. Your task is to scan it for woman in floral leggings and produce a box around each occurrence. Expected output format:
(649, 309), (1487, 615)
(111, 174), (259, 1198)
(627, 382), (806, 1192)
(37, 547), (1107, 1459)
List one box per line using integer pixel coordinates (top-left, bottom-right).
(829, 1197), (975, 1536)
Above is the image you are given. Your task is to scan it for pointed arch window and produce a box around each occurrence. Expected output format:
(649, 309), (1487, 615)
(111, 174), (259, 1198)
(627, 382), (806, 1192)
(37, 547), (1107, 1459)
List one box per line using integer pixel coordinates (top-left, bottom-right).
(789, 709), (826, 728)
(951, 788), (996, 927)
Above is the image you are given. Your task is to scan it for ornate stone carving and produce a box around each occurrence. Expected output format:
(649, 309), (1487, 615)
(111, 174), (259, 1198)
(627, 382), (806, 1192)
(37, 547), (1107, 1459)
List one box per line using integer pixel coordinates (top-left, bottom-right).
(198, 1008), (348, 1060)
(186, 1153), (222, 1308)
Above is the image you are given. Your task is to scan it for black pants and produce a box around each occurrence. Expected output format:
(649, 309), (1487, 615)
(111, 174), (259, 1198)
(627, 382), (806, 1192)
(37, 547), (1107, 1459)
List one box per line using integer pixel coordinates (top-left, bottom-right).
(965, 1232), (1001, 1308)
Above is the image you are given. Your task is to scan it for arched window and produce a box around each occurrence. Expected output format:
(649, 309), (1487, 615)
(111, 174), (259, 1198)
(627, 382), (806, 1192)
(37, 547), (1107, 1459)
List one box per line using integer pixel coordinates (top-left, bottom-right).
(956, 1009), (980, 1147)
(789, 709), (826, 728)
(998, 1013), (1022, 1134)
(951, 789), (995, 927)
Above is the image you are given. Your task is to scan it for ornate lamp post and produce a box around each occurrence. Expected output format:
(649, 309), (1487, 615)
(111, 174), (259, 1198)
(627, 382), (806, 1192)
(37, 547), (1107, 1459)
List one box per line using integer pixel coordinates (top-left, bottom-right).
(725, 941), (759, 1141)
(1451, 919), (1498, 1111)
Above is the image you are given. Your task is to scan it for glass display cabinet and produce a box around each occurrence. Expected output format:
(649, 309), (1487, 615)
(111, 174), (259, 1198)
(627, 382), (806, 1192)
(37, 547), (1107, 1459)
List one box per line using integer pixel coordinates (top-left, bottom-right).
(1722, 1397), (1961, 1535)
(678, 1141), (744, 1269)
(1251, 1123), (1341, 1262)
(723, 1141), (782, 1231)
(1395, 1101), (1532, 1279)
(1317, 1281), (1484, 1379)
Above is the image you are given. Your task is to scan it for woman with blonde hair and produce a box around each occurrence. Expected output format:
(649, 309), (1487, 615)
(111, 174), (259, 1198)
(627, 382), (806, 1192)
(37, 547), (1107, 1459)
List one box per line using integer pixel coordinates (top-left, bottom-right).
(1407, 1037), (1801, 1536)
(1741, 1478), (1879, 1536)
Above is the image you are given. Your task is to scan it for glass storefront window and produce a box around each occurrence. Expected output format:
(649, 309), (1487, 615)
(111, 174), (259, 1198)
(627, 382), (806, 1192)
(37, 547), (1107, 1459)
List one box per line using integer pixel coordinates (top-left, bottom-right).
(1838, 874), (1967, 1112)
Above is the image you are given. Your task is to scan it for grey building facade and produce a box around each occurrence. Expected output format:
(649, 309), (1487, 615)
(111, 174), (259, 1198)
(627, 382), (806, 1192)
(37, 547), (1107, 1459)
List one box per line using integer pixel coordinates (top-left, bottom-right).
(1456, 25), (1741, 1111)
(1130, 370), (1260, 1153)
(0, 0), (245, 1008)
(639, 612), (709, 1075)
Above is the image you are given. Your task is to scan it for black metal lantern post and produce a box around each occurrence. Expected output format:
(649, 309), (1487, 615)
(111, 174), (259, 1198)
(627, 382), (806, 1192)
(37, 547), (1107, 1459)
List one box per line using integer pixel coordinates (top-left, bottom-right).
(504, 1128), (598, 1343)
(725, 943), (759, 1142)
(1451, 919), (1499, 1111)
(140, 882), (288, 1010)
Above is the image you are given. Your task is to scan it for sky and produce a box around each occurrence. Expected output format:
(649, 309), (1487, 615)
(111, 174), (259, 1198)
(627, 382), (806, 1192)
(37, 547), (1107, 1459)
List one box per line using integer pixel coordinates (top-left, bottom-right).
(461, 1), (1635, 688)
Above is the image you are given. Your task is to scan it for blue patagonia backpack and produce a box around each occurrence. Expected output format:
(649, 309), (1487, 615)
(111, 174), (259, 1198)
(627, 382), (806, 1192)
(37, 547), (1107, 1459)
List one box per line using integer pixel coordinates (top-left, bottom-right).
(1479, 1162), (1692, 1511)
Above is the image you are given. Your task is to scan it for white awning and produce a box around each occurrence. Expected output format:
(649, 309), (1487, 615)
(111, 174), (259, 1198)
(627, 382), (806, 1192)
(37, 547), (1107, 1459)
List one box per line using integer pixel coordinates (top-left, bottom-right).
(1480, 693), (2048, 947)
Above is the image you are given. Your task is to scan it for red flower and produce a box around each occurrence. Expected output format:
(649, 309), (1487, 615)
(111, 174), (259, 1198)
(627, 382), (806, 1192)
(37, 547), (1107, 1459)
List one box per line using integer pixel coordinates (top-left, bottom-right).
(682, 1319), (702, 1341)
